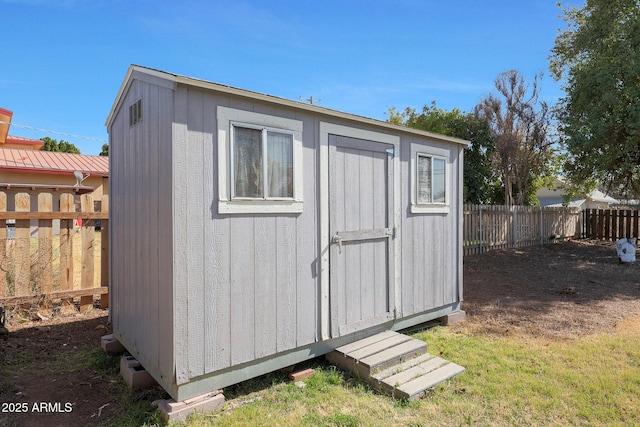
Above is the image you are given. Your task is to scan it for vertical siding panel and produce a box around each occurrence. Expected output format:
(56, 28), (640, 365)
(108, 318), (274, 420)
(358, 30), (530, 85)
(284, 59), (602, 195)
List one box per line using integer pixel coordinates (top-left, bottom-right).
(157, 86), (175, 381)
(296, 120), (316, 346)
(213, 216), (231, 369)
(413, 217), (425, 312)
(110, 104), (124, 329)
(359, 152), (375, 320)
(230, 217), (255, 365)
(373, 151), (387, 316)
(344, 149), (360, 232)
(202, 96), (217, 373)
(125, 83), (140, 347)
(187, 90), (206, 378)
(144, 82), (160, 369)
(254, 216), (277, 358)
(436, 215), (446, 306)
(278, 215), (296, 351)
(173, 87), (190, 383)
(424, 218), (434, 310)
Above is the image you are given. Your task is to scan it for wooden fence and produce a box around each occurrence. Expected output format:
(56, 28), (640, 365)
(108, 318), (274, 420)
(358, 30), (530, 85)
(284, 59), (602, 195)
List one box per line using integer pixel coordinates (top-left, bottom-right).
(0, 191), (109, 311)
(582, 208), (640, 241)
(463, 204), (581, 255)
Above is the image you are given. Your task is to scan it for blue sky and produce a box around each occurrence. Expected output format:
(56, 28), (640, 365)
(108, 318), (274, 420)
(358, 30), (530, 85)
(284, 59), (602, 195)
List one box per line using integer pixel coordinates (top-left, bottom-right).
(2, 0), (577, 155)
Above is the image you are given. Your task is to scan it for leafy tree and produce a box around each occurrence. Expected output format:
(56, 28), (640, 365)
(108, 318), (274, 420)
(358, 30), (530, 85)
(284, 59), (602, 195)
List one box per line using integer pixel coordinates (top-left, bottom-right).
(388, 102), (497, 204)
(474, 70), (555, 206)
(99, 143), (108, 156)
(550, 0), (640, 197)
(40, 137), (80, 154)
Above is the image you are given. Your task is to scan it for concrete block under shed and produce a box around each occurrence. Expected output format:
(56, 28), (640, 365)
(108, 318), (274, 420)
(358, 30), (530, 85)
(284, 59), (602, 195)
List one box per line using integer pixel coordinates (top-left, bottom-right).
(101, 334), (126, 353)
(439, 310), (466, 326)
(120, 355), (157, 389)
(154, 391), (225, 423)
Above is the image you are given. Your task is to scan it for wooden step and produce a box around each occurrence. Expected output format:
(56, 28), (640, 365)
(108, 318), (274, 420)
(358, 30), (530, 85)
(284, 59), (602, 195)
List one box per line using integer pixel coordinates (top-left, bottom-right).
(326, 331), (427, 378)
(372, 353), (465, 400)
(326, 331), (464, 400)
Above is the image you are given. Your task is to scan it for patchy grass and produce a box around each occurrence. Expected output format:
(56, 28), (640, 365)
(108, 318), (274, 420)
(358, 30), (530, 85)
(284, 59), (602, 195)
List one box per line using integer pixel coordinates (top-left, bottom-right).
(178, 319), (640, 426)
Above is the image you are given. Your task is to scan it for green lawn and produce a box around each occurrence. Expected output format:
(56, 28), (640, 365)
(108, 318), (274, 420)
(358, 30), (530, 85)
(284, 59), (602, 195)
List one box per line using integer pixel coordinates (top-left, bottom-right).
(161, 322), (640, 426)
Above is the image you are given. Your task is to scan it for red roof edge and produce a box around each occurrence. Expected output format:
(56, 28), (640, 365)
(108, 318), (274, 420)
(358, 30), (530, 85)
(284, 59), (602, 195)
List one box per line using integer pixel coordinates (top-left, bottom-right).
(5, 135), (44, 148)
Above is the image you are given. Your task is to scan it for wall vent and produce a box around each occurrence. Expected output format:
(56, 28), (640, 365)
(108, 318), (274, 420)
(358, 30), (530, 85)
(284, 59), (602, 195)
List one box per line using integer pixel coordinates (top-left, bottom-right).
(129, 99), (142, 127)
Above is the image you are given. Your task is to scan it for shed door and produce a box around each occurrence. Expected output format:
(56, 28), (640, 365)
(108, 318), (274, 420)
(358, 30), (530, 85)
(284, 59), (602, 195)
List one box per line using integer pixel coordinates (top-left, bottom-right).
(329, 134), (395, 337)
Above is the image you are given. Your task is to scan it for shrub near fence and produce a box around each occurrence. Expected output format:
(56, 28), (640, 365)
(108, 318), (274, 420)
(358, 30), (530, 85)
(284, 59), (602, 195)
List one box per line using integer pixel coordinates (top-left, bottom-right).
(0, 191), (109, 311)
(463, 204), (581, 255)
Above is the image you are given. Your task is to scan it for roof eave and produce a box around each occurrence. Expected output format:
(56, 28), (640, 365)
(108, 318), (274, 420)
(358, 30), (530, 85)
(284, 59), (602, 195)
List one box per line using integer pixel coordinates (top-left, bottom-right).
(106, 65), (470, 146)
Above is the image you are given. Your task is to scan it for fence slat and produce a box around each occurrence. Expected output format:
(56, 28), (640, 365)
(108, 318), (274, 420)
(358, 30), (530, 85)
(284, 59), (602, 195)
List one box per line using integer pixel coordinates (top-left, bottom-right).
(37, 193), (53, 295)
(14, 193), (31, 297)
(80, 194), (95, 312)
(59, 193), (75, 293)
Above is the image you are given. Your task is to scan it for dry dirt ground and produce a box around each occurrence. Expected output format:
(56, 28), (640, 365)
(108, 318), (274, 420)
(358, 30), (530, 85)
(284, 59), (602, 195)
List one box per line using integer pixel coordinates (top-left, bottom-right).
(0, 240), (639, 426)
(460, 240), (640, 339)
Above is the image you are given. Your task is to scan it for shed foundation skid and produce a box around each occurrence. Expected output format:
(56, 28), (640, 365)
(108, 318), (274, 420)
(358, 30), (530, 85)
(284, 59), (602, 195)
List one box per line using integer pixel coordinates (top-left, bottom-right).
(326, 331), (465, 400)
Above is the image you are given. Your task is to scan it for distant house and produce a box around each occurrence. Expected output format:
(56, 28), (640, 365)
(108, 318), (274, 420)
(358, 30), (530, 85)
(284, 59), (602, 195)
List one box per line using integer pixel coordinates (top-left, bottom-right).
(536, 178), (618, 209)
(0, 107), (109, 234)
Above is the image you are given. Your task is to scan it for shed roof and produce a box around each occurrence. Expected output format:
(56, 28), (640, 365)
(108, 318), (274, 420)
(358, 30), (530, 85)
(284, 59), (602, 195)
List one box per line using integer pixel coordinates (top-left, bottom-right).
(0, 148), (108, 177)
(106, 65), (469, 146)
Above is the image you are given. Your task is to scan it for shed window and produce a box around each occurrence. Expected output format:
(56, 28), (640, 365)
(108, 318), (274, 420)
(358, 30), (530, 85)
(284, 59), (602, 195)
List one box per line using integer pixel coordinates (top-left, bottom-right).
(217, 106), (303, 214)
(232, 125), (294, 199)
(417, 154), (446, 204)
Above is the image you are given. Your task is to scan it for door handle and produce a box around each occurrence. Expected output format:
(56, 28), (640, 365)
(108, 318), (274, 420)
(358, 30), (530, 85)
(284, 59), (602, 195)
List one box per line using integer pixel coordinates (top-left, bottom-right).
(331, 233), (343, 253)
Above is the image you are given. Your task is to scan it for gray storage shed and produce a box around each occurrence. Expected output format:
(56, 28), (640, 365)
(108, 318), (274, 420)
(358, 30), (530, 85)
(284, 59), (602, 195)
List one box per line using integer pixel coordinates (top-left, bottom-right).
(106, 65), (468, 401)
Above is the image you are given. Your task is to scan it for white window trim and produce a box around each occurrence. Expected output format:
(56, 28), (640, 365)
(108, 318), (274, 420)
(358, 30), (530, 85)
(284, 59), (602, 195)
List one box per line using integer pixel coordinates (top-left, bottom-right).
(410, 144), (450, 214)
(217, 106), (303, 214)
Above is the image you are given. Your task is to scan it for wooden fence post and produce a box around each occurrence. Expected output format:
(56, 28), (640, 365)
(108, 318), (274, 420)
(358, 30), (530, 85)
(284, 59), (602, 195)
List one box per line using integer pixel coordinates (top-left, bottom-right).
(37, 193), (53, 296)
(0, 192), (6, 298)
(80, 194), (94, 312)
(14, 193), (30, 297)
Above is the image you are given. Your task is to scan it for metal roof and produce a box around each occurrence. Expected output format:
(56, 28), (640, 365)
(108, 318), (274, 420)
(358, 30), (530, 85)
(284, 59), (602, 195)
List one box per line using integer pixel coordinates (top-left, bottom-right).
(4, 135), (45, 148)
(106, 65), (470, 147)
(0, 148), (108, 176)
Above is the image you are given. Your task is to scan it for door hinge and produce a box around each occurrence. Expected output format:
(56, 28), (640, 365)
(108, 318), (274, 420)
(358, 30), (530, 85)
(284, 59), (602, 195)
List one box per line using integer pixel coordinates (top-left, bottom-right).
(385, 147), (397, 157)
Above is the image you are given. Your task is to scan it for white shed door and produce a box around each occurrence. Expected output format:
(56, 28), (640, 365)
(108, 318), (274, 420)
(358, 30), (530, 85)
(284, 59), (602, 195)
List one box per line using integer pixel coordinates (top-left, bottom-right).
(329, 134), (395, 337)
